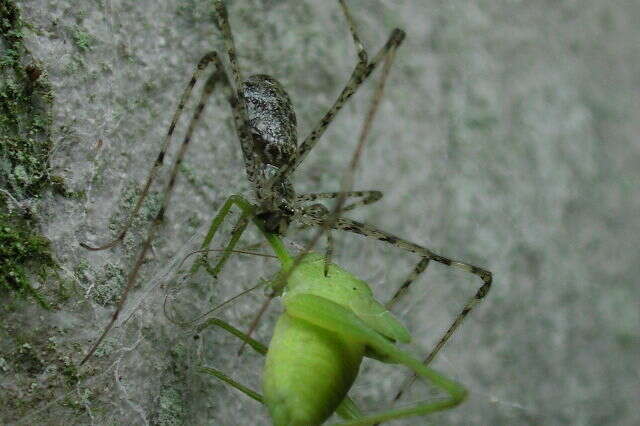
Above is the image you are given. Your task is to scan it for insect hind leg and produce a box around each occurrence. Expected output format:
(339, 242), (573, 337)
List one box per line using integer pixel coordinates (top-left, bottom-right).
(198, 318), (266, 403)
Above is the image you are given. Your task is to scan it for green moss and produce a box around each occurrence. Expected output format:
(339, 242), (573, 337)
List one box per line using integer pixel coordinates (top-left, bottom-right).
(1, 2), (52, 194)
(0, 321), (93, 422)
(0, 2), (102, 423)
(14, 342), (44, 375)
(0, 1), (73, 310)
(153, 343), (190, 425)
(71, 26), (94, 52)
(1, 1), (56, 199)
(157, 387), (186, 425)
(0, 212), (56, 308)
(91, 263), (126, 306)
(60, 355), (80, 387)
(92, 336), (117, 358)
(73, 259), (127, 307)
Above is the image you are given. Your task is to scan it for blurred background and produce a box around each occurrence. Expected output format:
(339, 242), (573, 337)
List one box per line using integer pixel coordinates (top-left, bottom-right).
(2, 0), (638, 425)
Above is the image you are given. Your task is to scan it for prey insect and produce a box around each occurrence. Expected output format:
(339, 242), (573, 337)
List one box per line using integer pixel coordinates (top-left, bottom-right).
(80, 0), (492, 385)
(197, 233), (467, 425)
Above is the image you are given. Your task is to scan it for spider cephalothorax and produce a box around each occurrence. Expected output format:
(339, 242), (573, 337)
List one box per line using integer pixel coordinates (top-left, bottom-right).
(242, 74), (299, 234)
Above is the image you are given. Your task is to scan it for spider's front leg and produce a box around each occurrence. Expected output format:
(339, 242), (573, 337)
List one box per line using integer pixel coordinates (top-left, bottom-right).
(81, 52), (220, 252)
(80, 52), (244, 365)
(301, 209), (492, 395)
(213, 0), (258, 184)
(270, 1), (406, 186)
(331, 214), (493, 312)
(296, 190), (383, 214)
(295, 191), (383, 275)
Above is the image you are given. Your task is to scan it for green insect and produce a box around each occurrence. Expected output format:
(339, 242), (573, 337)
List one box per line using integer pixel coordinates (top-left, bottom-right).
(196, 230), (467, 426)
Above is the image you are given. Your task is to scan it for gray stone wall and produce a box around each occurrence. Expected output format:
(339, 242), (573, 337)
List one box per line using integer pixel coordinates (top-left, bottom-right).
(3, 1), (638, 425)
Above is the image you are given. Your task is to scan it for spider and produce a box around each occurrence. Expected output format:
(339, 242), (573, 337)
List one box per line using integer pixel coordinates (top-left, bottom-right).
(79, 1), (492, 398)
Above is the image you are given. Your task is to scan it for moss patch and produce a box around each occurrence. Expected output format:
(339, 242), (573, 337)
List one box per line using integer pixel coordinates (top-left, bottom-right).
(0, 212), (56, 308)
(71, 26), (95, 52)
(0, 1), (65, 308)
(0, 1), (58, 199)
(0, 321), (92, 423)
(152, 343), (189, 425)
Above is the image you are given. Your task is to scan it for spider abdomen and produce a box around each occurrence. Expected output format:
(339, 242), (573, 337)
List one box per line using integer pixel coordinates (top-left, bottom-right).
(242, 74), (297, 168)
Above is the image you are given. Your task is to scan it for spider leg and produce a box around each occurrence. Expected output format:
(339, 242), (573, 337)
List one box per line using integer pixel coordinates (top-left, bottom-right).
(278, 35), (401, 282)
(81, 54), (238, 365)
(295, 192), (383, 234)
(269, 1), (406, 186)
(81, 52), (219, 251)
(334, 215), (491, 300)
(296, 190), (383, 213)
(273, 3), (404, 285)
(294, 191), (382, 276)
(213, 1), (258, 184)
(299, 190), (376, 276)
(391, 289), (487, 402)
(325, 216), (492, 299)
(324, 230), (335, 277)
(301, 213), (492, 393)
(213, 0), (242, 88)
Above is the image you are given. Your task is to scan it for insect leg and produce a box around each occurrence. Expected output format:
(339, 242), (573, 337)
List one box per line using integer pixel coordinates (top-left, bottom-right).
(197, 318), (267, 404)
(391, 288), (488, 402)
(285, 293), (467, 424)
(189, 196), (252, 279)
(200, 365), (264, 404)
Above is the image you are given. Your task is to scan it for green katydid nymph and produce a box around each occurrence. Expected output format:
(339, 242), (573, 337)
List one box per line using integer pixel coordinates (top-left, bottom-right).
(198, 231), (467, 425)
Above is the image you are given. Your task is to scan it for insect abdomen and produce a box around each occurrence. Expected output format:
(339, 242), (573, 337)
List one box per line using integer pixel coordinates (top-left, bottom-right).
(263, 313), (365, 426)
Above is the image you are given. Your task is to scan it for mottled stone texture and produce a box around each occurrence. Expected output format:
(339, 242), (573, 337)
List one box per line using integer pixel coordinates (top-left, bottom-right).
(3, 1), (638, 425)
